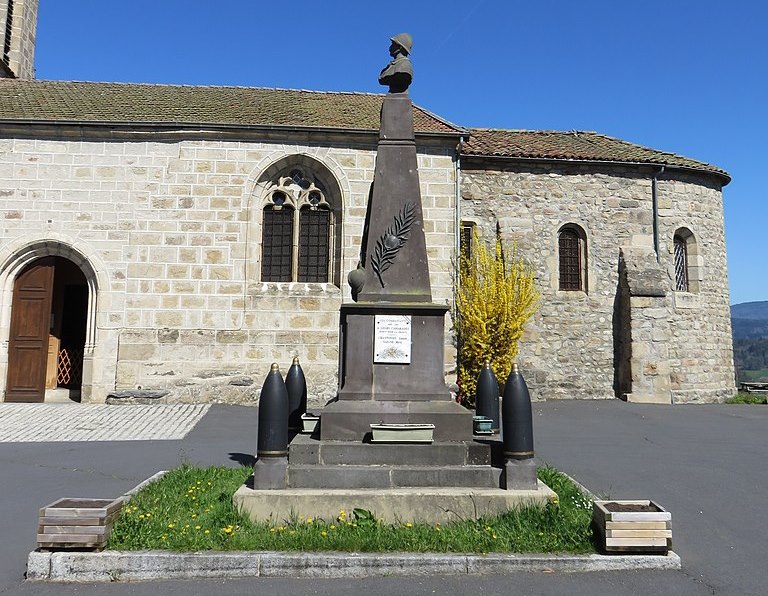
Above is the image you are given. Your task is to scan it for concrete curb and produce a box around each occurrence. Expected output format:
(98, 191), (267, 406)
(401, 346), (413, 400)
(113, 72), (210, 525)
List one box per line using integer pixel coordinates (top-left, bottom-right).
(26, 549), (681, 582)
(27, 470), (680, 582)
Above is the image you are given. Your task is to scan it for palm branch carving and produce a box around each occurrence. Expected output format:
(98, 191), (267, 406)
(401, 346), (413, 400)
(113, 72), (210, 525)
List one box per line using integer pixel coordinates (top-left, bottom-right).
(372, 201), (416, 287)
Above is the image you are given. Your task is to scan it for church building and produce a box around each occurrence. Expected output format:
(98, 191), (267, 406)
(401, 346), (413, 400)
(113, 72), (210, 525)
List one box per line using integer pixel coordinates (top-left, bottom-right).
(0, 1), (735, 405)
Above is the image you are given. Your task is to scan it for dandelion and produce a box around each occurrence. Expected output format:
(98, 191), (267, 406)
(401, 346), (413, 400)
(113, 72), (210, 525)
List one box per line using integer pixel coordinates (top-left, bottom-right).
(138, 514), (145, 520)
(168, 523), (175, 529)
(270, 528), (276, 533)
(329, 524), (336, 530)
(306, 517), (313, 525)
(321, 531), (327, 537)
(278, 526), (285, 532)
(337, 510), (347, 522)
(204, 529), (210, 535)
(191, 514), (197, 519)
(195, 525), (201, 530)
(404, 522), (413, 528)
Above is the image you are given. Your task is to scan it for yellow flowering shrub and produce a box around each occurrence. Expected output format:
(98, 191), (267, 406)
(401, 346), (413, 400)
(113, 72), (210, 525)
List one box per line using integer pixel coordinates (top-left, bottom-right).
(454, 227), (539, 406)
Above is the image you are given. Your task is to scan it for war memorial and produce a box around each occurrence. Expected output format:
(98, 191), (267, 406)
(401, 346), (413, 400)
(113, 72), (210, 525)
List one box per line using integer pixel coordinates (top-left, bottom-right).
(234, 34), (553, 524)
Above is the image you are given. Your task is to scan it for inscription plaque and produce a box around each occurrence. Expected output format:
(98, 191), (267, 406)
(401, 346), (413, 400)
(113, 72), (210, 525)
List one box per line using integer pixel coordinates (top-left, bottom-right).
(374, 315), (412, 364)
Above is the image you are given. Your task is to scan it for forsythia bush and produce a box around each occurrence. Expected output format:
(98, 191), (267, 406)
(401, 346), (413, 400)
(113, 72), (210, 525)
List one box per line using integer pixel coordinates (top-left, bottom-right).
(454, 228), (540, 406)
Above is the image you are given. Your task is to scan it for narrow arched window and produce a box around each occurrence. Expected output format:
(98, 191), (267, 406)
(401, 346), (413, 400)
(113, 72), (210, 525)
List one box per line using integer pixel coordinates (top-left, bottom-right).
(459, 221), (476, 261)
(558, 225), (587, 291)
(674, 234), (689, 292)
(672, 228), (699, 293)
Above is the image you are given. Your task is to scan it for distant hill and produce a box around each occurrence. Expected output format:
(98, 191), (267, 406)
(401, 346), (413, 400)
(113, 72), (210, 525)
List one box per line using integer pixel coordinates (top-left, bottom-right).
(731, 301), (768, 381)
(731, 301), (768, 340)
(731, 301), (768, 321)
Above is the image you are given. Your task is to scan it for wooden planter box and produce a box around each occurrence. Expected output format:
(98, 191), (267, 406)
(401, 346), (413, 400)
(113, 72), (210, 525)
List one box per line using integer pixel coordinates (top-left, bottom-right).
(37, 497), (123, 551)
(593, 500), (671, 554)
(370, 423), (435, 443)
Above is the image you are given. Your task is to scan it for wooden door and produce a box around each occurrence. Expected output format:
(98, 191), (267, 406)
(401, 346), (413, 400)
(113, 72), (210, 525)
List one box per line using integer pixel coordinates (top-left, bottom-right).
(5, 258), (54, 402)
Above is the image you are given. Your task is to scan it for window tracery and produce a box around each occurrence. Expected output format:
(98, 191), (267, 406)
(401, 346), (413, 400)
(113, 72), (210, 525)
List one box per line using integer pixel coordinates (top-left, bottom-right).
(261, 169), (334, 283)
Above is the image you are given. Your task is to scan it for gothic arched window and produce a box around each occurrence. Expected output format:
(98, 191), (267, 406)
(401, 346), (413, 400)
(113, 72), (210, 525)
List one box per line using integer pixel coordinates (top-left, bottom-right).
(261, 169), (334, 283)
(558, 224), (587, 291)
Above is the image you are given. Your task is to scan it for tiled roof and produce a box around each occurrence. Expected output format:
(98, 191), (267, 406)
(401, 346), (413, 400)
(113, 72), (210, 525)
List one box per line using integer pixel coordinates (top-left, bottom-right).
(0, 79), (463, 135)
(461, 128), (729, 181)
(0, 80), (728, 181)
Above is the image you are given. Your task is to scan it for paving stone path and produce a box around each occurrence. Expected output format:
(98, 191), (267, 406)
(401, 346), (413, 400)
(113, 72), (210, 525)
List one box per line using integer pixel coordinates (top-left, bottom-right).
(0, 403), (209, 442)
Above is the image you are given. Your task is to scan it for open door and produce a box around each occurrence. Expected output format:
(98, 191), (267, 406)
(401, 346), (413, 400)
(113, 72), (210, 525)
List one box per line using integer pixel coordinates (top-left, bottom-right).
(5, 258), (55, 402)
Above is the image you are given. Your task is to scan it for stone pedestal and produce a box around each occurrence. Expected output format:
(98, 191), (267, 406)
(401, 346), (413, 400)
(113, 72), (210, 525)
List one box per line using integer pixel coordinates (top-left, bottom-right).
(322, 302), (472, 441)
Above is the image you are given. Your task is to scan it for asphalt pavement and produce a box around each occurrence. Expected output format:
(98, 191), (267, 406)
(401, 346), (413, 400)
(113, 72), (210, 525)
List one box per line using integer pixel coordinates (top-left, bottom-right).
(0, 399), (765, 595)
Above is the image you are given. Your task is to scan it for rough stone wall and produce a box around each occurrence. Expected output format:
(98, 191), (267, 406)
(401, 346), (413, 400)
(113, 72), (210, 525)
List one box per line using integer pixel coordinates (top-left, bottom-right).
(0, 134), (456, 405)
(460, 161), (735, 402)
(657, 174), (736, 402)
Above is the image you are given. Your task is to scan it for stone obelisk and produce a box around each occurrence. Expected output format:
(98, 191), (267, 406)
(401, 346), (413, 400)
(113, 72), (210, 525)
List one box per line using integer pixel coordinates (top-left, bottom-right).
(321, 34), (472, 441)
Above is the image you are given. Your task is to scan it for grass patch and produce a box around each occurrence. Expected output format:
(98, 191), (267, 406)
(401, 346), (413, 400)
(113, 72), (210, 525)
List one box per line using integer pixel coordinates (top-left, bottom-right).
(725, 392), (767, 405)
(109, 464), (595, 554)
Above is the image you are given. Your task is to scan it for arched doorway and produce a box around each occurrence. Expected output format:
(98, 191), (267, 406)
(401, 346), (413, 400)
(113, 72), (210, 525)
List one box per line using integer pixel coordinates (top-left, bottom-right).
(5, 256), (88, 403)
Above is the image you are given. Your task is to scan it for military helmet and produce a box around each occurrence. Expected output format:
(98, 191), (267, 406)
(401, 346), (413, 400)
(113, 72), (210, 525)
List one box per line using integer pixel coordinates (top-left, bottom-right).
(390, 33), (413, 55)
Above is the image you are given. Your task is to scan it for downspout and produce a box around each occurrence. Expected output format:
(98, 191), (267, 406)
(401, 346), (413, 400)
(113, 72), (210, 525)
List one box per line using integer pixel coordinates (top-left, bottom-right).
(651, 165), (666, 262)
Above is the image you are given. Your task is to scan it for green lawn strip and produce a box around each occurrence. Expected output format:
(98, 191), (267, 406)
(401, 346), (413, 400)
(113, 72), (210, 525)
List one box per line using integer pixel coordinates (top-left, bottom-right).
(725, 392), (767, 405)
(108, 464), (595, 554)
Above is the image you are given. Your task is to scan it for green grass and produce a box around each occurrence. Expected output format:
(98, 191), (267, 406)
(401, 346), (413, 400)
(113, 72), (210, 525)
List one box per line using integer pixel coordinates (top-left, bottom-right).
(725, 391), (767, 405)
(108, 464), (595, 554)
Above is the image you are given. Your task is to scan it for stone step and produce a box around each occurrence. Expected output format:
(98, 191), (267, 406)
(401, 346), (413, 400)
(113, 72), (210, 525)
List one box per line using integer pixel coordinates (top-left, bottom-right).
(286, 464), (501, 489)
(289, 435), (491, 467)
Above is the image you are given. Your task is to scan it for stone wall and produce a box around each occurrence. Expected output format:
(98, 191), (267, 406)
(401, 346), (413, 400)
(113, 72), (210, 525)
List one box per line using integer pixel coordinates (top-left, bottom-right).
(657, 173), (736, 402)
(460, 160), (735, 402)
(0, 133), (457, 405)
(1, 0), (38, 79)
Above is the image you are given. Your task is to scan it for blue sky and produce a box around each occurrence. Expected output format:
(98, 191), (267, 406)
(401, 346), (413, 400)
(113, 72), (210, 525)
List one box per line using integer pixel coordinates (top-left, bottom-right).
(33, 0), (767, 305)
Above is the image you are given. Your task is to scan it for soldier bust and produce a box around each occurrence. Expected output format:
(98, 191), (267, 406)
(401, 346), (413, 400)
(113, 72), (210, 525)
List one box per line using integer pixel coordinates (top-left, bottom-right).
(378, 33), (413, 93)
